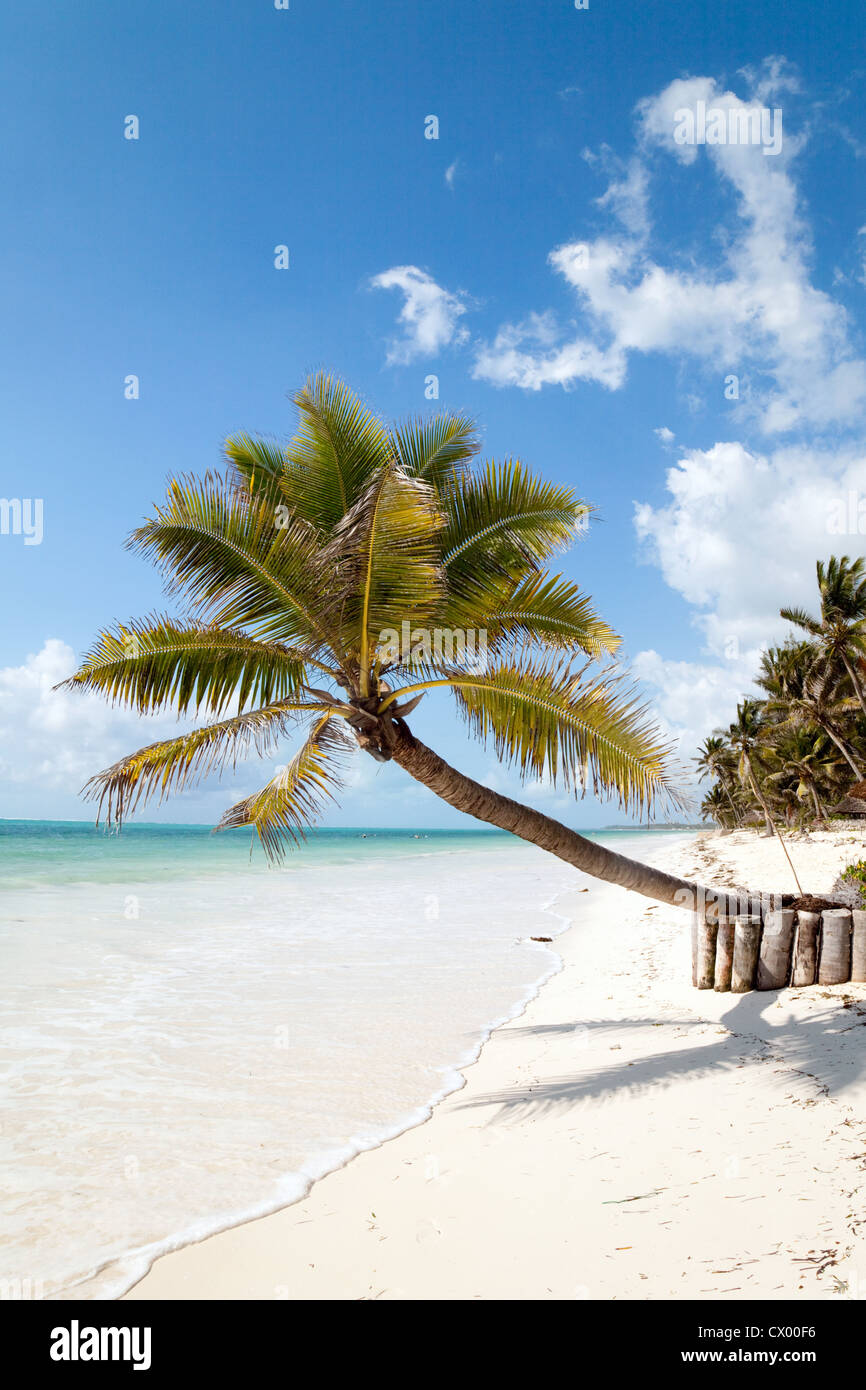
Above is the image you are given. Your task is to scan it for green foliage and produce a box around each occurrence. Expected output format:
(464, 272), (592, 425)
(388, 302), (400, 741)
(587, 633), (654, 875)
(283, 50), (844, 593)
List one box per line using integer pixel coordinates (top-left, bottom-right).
(698, 557), (866, 830)
(64, 373), (683, 858)
(839, 860), (866, 909)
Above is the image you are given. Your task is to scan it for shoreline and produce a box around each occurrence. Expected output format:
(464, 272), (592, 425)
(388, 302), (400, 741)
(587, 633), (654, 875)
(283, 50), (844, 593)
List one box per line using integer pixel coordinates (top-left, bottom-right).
(65, 886), (576, 1302)
(119, 827), (866, 1301)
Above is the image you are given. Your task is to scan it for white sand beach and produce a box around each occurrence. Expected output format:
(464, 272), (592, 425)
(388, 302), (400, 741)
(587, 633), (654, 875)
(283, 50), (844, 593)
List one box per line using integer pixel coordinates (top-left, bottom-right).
(124, 828), (866, 1302)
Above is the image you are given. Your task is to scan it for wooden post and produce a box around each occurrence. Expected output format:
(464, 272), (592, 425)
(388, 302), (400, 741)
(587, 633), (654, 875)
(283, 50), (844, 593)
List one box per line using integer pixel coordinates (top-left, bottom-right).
(714, 919), (735, 992)
(697, 919), (719, 989)
(852, 910), (866, 983)
(819, 909), (852, 985)
(731, 915), (762, 993)
(756, 909), (795, 991)
(691, 917), (698, 987)
(791, 911), (820, 987)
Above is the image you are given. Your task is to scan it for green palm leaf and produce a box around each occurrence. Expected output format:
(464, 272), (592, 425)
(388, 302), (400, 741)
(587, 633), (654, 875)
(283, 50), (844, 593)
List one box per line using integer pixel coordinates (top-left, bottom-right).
(381, 653), (680, 816)
(130, 473), (334, 653)
(324, 465), (445, 692)
(224, 434), (289, 511)
(280, 373), (392, 534)
(58, 616), (310, 716)
(82, 699), (326, 827)
(477, 570), (620, 657)
(217, 713), (354, 858)
(442, 459), (591, 604)
(390, 412), (479, 489)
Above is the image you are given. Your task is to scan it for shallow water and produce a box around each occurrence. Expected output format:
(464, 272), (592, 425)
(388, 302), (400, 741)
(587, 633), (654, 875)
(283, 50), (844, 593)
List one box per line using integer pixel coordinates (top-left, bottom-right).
(0, 820), (683, 1299)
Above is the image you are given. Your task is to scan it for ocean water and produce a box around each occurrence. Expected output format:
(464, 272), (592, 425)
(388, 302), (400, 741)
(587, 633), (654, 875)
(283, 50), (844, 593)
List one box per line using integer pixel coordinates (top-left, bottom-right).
(0, 819), (685, 1300)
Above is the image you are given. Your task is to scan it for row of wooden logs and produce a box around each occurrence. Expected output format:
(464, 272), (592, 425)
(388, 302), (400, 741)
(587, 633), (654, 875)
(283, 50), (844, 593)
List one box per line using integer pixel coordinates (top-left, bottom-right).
(693, 908), (866, 992)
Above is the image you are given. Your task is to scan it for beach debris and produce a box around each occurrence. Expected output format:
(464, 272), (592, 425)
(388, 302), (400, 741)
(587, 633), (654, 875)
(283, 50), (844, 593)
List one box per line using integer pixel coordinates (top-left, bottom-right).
(602, 1189), (666, 1205)
(530, 936), (553, 942)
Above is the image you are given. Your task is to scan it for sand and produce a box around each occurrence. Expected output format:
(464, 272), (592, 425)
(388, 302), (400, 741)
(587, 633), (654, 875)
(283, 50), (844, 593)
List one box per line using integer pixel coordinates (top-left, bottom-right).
(123, 828), (866, 1301)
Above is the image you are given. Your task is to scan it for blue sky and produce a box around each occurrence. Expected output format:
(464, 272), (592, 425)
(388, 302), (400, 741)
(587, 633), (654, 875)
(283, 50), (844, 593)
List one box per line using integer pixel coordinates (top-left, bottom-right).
(1, 0), (865, 827)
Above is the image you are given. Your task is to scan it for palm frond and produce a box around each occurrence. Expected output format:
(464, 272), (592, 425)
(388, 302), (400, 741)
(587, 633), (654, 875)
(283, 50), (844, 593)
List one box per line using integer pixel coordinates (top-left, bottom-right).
(323, 465), (445, 691)
(477, 571), (620, 658)
(217, 713), (354, 859)
(398, 654), (681, 816)
(58, 616), (311, 716)
(780, 605), (820, 636)
(390, 413), (479, 489)
(82, 699), (326, 826)
(224, 434), (288, 511)
(280, 373), (392, 533)
(441, 460), (592, 608)
(130, 473), (335, 653)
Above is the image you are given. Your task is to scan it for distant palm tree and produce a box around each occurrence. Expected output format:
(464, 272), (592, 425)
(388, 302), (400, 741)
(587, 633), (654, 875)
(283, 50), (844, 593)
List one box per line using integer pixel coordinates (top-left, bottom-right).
(62, 374), (728, 912)
(764, 727), (836, 825)
(757, 641), (863, 778)
(700, 784), (734, 828)
(695, 735), (742, 825)
(781, 556), (866, 718)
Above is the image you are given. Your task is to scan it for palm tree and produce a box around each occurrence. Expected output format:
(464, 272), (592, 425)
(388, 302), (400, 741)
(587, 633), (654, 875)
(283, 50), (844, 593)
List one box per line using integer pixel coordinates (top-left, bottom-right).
(61, 374), (744, 916)
(695, 735), (742, 825)
(757, 641), (863, 778)
(700, 784), (735, 828)
(727, 699), (804, 893)
(764, 726), (836, 825)
(781, 557), (866, 719)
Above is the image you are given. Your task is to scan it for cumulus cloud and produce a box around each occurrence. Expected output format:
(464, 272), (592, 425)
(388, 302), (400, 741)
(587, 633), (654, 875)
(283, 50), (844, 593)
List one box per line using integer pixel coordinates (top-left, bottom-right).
(369, 265), (470, 365)
(630, 438), (866, 758)
(631, 648), (762, 770)
(0, 641), (188, 802)
(473, 63), (866, 435)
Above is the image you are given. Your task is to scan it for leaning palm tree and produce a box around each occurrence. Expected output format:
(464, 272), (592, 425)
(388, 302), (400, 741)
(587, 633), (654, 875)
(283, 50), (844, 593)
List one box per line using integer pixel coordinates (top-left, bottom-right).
(62, 375), (747, 915)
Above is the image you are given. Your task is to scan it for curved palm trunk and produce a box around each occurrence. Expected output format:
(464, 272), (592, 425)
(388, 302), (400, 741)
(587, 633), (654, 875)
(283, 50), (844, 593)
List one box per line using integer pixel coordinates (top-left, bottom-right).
(390, 724), (750, 920)
(721, 779), (743, 826)
(821, 718), (864, 778)
(809, 782), (826, 824)
(840, 652), (866, 719)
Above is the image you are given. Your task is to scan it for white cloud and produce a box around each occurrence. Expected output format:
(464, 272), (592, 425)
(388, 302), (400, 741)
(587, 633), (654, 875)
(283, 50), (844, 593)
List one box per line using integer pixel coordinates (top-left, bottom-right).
(473, 64), (866, 435)
(631, 438), (866, 759)
(0, 640), (188, 798)
(369, 265), (470, 365)
(445, 159), (459, 189)
(631, 648), (761, 770)
(655, 426), (675, 444)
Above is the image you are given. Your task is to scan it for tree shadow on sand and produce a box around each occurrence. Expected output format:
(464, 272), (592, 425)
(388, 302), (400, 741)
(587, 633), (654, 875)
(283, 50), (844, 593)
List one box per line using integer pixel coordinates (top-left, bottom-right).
(458, 992), (866, 1120)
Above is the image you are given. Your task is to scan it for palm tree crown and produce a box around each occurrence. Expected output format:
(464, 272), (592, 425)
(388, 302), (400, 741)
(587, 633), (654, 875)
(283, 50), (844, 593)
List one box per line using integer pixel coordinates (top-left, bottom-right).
(63, 374), (680, 860)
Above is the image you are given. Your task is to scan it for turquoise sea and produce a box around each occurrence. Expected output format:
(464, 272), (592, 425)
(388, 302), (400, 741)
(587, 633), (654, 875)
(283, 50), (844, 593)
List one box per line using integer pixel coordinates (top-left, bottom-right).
(0, 819), (689, 1299)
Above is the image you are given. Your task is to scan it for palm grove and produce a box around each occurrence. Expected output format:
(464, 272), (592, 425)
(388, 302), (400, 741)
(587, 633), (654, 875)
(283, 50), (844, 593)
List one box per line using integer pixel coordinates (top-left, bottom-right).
(697, 557), (866, 832)
(67, 375), (797, 918)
